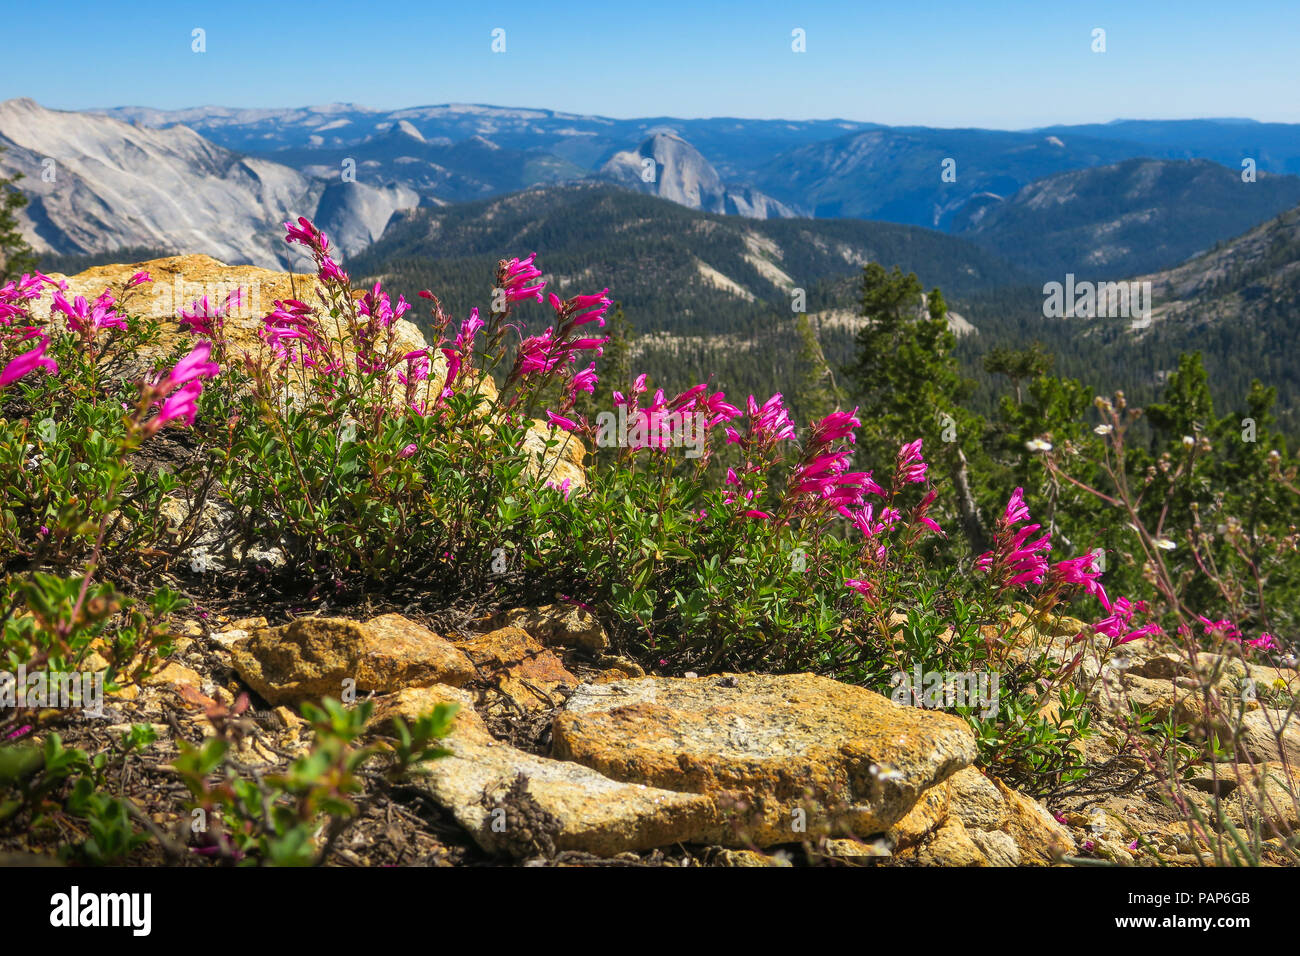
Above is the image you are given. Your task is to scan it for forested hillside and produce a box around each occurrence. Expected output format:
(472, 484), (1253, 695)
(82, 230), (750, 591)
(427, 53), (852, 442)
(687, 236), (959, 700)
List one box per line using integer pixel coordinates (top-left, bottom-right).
(350, 182), (1023, 333)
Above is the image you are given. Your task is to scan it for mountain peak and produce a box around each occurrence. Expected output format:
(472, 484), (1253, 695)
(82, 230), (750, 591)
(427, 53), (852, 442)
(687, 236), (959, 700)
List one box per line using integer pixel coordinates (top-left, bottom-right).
(596, 132), (797, 219)
(394, 120), (425, 142)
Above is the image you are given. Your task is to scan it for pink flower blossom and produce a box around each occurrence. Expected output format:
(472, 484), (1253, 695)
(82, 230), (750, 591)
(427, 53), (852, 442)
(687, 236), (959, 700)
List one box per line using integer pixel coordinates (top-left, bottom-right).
(318, 255), (349, 286)
(1250, 632), (1279, 651)
(155, 341), (220, 395)
(1092, 591), (1162, 647)
(700, 391), (743, 426)
(51, 289), (127, 337)
(284, 216), (327, 251)
(516, 329), (565, 376)
(976, 488), (1051, 591)
(145, 379), (203, 432)
(913, 489), (944, 537)
(397, 350), (430, 385)
(1198, 616), (1241, 642)
(845, 578), (874, 598)
(570, 362), (598, 398)
(499, 253), (545, 304)
(0, 336), (58, 388)
(730, 393), (796, 451)
(546, 409), (580, 432)
(358, 282), (409, 328)
(454, 309), (484, 353)
(179, 287), (243, 338)
(896, 439), (927, 484)
(1048, 552), (1103, 596)
(1003, 487), (1031, 526)
(810, 407), (860, 446)
(553, 289), (611, 329)
(262, 299), (329, 368)
(141, 342), (220, 435)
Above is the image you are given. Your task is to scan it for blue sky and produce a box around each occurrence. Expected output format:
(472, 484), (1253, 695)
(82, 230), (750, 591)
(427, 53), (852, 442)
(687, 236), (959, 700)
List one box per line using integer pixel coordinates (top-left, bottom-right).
(6, 0), (1298, 127)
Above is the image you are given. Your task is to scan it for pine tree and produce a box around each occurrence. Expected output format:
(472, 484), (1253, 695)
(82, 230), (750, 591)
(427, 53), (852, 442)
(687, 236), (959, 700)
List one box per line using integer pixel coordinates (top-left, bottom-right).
(845, 263), (990, 551)
(984, 343), (1055, 406)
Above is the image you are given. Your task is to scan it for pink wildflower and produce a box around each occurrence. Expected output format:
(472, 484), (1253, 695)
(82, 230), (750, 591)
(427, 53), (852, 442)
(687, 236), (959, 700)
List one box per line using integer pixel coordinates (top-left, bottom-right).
(179, 287), (242, 339)
(896, 439), (927, 484)
(499, 253), (545, 304)
(570, 362), (598, 398)
(1250, 632), (1279, 651)
(1198, 616), (1242, 642)
(1048, 552), (1104, 596)
(0, 336), (58, 388)
(51, 289), (127, 337)
(1093, 592), (1162, 647)
(975, 488), (1051, 591)
(141, 342), (220, 435)
(546, 409), (580, 432)
(913, 489), (945, 537)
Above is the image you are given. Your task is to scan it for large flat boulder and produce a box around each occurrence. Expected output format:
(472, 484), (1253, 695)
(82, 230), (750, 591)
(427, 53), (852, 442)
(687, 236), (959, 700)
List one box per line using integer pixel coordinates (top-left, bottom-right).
(552, 672), (976, 845)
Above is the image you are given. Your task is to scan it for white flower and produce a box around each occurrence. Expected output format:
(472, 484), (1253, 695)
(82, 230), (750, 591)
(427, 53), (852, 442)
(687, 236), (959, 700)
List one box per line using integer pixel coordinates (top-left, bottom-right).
(1181, 436), (1195, 447)
(1094, 424), (1113, 435)
(1026, 438), (1053, 452)
(1153, 538), (1177, 551)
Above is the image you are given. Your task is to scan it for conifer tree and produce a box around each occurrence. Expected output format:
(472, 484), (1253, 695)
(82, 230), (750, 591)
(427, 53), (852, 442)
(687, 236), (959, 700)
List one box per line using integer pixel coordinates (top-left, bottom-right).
(845, 263), (989, 551)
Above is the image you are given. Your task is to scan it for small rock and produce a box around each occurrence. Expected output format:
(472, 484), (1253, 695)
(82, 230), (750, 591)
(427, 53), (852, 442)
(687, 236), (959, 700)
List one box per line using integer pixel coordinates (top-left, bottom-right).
(143, 662), (203, 690)
(460, 627), (578, 713)
(820, 837), (891, 860)
(272, 705), (305, 730)
(489, 604), (609, 654)
(230, 614), (475, 705)
(948, 766), (1006, 830)
(968, 828), (1020, 865)
(901, 817), (989, 867)
(886, 780), (950, 849)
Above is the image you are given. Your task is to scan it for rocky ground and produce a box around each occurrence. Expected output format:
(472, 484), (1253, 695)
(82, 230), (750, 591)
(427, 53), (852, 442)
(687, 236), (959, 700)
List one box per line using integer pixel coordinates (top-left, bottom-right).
(7, 595), (1296, 867)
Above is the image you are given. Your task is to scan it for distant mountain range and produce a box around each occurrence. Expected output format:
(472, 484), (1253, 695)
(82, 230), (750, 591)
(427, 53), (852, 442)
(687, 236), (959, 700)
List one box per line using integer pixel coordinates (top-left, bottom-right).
(1141, 202), (1300, 324)
(54, 101), (1300, 276)
(6, 93), (1300, 432)
(96, 102), (1300, 224)
(93, 103), (880, 178)
(1110, 199), (1300, 432)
